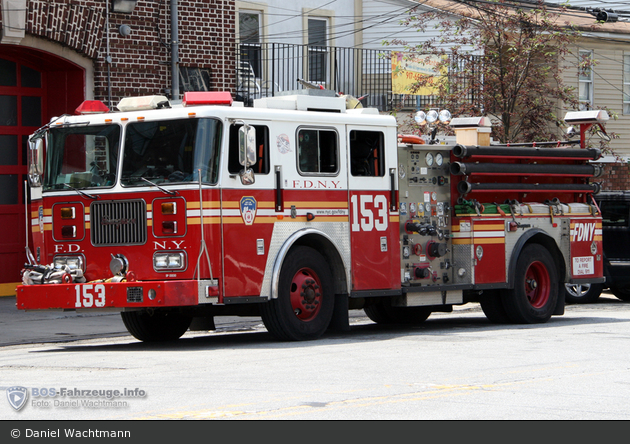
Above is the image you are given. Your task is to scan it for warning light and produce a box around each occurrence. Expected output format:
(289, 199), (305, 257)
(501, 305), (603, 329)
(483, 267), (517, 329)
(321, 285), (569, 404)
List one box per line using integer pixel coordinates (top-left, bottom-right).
(182, 91), (233, 107)
(60, 207), (76, 219)
(161, 202), (176, 215)
(74, 100), (110, 115)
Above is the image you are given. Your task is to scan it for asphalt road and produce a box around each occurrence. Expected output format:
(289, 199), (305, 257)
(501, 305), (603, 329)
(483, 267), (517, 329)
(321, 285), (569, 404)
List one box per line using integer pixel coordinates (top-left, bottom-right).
(1, 293), (630, 420)
(0, 296), (267, 346)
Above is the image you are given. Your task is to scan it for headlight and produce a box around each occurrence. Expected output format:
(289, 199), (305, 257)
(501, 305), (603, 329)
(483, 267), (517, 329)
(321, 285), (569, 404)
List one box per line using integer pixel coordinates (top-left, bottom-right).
(53, 255), (85, 271)
(153, 251), (186, 271)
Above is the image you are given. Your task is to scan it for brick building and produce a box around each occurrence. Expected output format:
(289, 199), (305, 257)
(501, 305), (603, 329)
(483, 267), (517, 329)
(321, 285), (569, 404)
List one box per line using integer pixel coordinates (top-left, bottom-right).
(0, 0), (236, 290)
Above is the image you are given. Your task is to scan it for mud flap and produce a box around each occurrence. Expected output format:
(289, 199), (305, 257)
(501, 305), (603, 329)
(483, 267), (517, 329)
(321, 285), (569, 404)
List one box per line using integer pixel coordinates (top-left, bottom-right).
(553, 283), (565, 315)
(327, 294), (350, 332)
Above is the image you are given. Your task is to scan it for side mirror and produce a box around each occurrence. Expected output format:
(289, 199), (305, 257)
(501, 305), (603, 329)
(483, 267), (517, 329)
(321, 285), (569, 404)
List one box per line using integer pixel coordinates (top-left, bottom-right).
(28, 137), (44, 187)
(238, 124), (256, 185)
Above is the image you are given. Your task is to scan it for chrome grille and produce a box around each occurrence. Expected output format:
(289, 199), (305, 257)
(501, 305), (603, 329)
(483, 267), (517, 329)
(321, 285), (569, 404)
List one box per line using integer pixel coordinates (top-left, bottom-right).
(90, 200), (147, 246)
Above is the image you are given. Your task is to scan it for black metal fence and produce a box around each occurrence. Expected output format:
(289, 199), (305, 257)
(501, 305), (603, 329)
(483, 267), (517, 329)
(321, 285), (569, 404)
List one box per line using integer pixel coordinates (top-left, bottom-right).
(234, 43), (476, 112)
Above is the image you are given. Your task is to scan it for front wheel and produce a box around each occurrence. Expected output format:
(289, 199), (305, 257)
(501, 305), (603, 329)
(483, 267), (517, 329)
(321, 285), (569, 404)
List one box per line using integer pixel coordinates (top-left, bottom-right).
(121, 310), (192, 342)
(503, 244), (559, 324)
(260, 246), (334, 341)
(609, 286), (630, 302)
(564, 283), (603, 304)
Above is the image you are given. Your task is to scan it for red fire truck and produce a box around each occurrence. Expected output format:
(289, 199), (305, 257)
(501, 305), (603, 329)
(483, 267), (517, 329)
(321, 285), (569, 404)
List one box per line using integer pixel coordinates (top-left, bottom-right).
(17, 91), (606, 341)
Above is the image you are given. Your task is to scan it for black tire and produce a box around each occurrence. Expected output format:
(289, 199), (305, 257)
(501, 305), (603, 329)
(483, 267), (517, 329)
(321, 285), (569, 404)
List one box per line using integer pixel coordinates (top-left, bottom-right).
(479, 290), (511, 324)
(564, 283), (603, 304)
(503, 244), (559, 324)
(609, 286), (630, 302)
(121, 310), (192, 342)
(260, 246), (334, 341)
(364, 300), (431, 325)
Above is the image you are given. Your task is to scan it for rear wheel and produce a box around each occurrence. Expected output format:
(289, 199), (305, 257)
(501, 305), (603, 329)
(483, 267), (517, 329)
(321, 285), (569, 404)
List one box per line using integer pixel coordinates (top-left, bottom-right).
(260, 246), (334, 341)
(503, 244), (558, 324)
(609, 286), (630, 302)
(121, 310), (192, 342)
(364, 300), (431, 325)
(564, 283), (603, 304)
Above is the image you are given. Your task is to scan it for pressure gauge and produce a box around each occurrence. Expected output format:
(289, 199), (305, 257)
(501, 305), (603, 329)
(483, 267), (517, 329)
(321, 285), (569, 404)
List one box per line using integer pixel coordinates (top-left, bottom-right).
(409, 202), (417, 215)
(431, 192), (437, 201)
(425, 202), (431, 213)
(425, 152), (434, 166)
(436, 152), (444, 166)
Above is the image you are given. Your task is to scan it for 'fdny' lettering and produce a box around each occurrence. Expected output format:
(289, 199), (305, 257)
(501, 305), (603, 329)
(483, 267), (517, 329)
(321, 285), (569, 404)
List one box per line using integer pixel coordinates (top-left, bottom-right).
(55, 244), (81, 253)
(292, 180), (342, 189)
(572, 223), (596, 242)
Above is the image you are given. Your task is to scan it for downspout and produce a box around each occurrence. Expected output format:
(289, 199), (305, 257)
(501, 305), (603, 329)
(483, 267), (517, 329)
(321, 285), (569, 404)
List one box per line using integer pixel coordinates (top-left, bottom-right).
(170, 0), (179, 100)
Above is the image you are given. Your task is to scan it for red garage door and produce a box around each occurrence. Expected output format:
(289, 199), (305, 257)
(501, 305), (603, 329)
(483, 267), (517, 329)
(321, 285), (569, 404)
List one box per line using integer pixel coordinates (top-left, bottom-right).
(0, 46), (84, 293)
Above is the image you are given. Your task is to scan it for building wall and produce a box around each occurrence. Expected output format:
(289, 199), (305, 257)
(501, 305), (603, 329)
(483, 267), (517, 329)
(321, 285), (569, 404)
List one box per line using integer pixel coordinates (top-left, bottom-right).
(563, 37), (630, 190)
(1, 0), (237, 106)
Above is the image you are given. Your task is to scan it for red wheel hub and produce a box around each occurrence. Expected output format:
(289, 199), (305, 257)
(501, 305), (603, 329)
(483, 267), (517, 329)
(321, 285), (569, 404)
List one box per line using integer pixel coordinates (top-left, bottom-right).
(524, 261), (550, 308)
(289, 268), (323, 321)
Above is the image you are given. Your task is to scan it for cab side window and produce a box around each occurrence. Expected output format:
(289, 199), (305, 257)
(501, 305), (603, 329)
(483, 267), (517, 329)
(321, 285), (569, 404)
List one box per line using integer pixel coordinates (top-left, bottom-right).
(601, 201), (630, 227)
(297, 128), (338, 174)
(349, 130), (385, 177)
(228, 124), (270, 174)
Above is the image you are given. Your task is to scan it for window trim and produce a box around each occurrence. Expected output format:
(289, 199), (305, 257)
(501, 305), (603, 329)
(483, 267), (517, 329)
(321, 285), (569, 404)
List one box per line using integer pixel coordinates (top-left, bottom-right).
(623, 53), (630, 115)
(303, 9), (335, 86)
(296, 126), (340, 177)
(236, 4), (267, 80)
(578, 50), (594, 111)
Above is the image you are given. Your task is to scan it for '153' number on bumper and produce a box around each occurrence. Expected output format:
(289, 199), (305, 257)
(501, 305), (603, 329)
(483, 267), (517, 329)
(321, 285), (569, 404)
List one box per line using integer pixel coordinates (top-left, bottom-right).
(75, 284), (106, 308)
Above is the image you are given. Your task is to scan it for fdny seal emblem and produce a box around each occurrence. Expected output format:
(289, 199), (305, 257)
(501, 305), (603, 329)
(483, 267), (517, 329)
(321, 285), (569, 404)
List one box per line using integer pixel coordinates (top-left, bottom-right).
(240, 197), (257, 225)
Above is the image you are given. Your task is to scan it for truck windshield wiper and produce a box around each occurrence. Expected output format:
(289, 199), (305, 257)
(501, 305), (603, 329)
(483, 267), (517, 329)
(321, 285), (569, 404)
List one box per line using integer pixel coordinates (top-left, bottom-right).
(62, 183), (99, 200)
(140, 177), (178, 196)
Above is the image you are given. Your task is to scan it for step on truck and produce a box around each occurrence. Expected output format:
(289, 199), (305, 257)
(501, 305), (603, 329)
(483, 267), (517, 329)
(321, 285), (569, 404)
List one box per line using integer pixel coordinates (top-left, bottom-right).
(17, 91), (606, 341)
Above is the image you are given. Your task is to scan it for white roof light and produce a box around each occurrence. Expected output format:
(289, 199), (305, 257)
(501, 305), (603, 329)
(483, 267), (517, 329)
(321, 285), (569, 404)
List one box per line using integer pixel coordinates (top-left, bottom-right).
(116, 95), (170, 112)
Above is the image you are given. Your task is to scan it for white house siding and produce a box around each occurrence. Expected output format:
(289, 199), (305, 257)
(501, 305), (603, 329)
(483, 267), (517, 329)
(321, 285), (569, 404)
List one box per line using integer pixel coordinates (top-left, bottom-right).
(562, 1), (628, 10)
(563, 37), (630, 159)
(236, 0), (357, 48)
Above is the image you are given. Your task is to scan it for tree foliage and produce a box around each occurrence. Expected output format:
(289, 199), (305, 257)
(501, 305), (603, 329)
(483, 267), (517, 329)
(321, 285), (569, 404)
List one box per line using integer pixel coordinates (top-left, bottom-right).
(388, 0), (594, 143)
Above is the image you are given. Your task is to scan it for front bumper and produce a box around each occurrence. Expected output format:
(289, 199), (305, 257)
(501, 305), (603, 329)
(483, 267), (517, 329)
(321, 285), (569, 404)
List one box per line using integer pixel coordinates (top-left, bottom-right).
(16, 280), (219, 311)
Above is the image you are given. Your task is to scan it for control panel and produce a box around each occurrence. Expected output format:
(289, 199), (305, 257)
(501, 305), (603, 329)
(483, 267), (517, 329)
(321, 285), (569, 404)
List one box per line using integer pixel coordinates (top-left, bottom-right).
(398, 143), (453, 287)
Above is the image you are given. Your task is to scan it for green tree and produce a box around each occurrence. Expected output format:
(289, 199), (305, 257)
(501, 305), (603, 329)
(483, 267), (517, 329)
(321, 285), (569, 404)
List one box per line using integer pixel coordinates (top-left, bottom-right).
(389, 0), (595, 143)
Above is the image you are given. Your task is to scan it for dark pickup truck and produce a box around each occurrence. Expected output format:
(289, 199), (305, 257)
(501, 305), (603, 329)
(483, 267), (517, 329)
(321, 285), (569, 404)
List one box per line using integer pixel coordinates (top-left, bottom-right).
(565, 190), (630, 303)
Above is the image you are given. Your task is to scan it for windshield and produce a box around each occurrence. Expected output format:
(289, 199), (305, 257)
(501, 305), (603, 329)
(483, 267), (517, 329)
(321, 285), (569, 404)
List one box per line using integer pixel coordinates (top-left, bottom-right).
(43, 124), (121, 191)
(121, 118), (222, 186)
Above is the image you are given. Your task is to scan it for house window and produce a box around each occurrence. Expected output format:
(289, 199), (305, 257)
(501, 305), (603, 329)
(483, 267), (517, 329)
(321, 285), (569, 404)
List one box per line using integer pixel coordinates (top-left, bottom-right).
(308, 18), (328, 83)
(578, 50), (593, 110)
(239, 11), (262, 78)
(624, 55), (630, 114)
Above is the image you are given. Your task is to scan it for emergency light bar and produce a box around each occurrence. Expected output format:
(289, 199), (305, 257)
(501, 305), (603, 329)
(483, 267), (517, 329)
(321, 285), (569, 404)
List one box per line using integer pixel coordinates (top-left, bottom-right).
(564, 110), (609, 124)
(182, 91), (233, 107)
(116, 95), (170, 112)
(74, 100), (110, 115)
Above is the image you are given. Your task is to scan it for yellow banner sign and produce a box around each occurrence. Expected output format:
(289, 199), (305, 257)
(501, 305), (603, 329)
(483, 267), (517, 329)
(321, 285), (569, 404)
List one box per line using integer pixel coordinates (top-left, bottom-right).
(391, 52), (443, 95)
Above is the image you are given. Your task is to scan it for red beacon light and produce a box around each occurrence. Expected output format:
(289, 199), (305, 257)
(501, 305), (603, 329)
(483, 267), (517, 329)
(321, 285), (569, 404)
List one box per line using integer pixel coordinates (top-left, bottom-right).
(74, 100), (110, 115)
(182, 91), (233, 107)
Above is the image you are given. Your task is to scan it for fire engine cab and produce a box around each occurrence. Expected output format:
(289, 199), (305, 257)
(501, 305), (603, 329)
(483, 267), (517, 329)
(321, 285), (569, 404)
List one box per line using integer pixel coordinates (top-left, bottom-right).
(17, 91), (606, 341)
